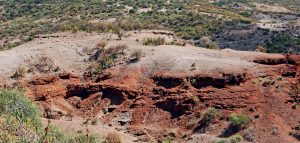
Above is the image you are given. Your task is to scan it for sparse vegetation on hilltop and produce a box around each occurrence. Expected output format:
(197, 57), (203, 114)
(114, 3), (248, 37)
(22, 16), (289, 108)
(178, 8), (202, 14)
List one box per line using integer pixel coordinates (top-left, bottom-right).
(1, 0), (299, 53)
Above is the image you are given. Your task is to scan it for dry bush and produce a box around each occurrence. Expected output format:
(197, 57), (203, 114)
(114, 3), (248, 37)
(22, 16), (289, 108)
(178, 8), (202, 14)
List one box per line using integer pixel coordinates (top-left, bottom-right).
(96, 40), (108, 49)
(106, 132), (121, 143)
(29, 54), (56, 73)
(130, 49), (143, 62)
(11, 65), (27, 79)
(88, 44), (128, 74)
(255, 45), (267, 53)
(201, 37), (219, 50)
(203, 107), (219, 124)
(167, 39), (186, 46)
(34, 56), (55, 73)
(112, 27), (125, 40)
(82, 47), (95, 55)
(143, 37), (165, 46)
(106, 44), (127, 55)
(204, 41), (219, 50)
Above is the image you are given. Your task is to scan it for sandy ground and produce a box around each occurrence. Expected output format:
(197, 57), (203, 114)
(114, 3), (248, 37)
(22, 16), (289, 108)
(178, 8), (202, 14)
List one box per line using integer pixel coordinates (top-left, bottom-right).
(0, 30), (283, 86)
(41, 117), (137, 143)
(254, 3), (293, 13)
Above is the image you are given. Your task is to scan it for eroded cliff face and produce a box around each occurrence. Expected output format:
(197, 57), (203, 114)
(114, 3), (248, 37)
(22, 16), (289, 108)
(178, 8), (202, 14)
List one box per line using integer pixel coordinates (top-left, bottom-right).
(24, 54), (300, 143)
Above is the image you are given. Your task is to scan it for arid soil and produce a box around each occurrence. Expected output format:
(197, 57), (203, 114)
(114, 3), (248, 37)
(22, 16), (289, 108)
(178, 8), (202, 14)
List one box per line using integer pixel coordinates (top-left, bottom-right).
(0, 31), (299, 143)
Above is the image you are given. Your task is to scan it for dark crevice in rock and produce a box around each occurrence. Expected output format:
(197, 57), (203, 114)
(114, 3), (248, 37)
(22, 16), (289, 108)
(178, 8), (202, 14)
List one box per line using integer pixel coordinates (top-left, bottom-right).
(101, 87), (126, 105)
(253, 58), (288, 65)
(190, 74), (246, 89)
(65, 84), (102, 100)
(155, 98), (193, 119)
(152, 76), (184, 89)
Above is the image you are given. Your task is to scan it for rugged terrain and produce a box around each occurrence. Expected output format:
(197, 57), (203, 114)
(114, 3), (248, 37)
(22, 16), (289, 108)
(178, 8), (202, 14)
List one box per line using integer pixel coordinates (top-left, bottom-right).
(0, 31), (299, 142)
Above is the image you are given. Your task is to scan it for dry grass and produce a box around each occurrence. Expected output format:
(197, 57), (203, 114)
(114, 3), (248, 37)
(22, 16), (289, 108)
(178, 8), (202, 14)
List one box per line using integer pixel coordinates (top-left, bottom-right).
(96, 40), (108, 49)
(255, 46), (267, 53)
(88, 44), (128, 74)
(167, 39), (186, 46)
(106, 132), (122, 143)
(11, 65), (27, 79)
(130, 49), (143, 62)
(82, 47), (95, 55)
(143, 37), (166, 46)
(28, 54), (56, 73)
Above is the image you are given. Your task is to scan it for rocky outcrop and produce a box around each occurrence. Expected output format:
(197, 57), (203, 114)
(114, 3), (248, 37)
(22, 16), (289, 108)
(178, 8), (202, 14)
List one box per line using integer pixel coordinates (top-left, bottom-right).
(24, 54), (300, 143)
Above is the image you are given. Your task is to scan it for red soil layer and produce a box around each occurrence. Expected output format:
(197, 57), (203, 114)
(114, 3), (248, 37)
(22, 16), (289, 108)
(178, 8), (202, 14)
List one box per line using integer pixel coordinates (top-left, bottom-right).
(24, 55), (300, 143)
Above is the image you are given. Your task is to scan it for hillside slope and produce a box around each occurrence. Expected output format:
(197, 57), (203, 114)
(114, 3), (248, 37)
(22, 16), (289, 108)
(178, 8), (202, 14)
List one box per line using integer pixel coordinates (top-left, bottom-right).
(0, 31), (299, 143)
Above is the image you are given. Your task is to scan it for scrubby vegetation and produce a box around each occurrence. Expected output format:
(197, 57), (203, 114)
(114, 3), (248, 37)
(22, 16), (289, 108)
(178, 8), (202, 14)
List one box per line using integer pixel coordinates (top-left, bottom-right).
(88, 44), (128, 74)
(96, 40), (108, 49)
(255, 45), (267, 53)
(196, 107), (220, 133)
(216, 135), (244, 143)
(11, 65), (27, 79)
(228, 113), (250, 130)
(0, 89), (103, 143)
(0, 0), (299, 53)
(202, 107), (219, 124)
(106, 132), (122, 143)
(143, 37), (166, 46)
(130, 49), (143, 63)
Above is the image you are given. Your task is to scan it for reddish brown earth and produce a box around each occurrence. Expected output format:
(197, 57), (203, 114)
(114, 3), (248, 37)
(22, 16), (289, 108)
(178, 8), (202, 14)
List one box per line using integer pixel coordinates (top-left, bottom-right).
(23, 54), (300, 143)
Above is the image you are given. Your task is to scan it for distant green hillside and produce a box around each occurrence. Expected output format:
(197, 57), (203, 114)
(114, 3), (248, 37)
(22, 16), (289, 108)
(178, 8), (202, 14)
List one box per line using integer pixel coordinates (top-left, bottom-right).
(0, 0), (299, 53)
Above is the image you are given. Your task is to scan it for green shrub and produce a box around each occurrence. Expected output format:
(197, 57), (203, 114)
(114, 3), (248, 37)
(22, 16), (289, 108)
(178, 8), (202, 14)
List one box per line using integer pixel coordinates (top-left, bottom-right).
(161, 139), (171, 143)
(0, 116), (40, 143)
(203, 107), (219, 124)
(46, 125), (68, 143)
(0, 89), (103, 143)
(0, 89), (41, 127)
(0, 89), (41, 142)
(228, 113), (250, 129)
(45, 125), (102, 143)
(215, 135), (243, 143)
(69, 134), (102, 143)
(143, 37), (165, 46)
(216, 139), (227, 143)
(229, 135), (243, 143)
